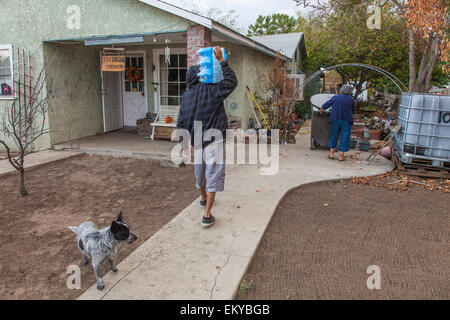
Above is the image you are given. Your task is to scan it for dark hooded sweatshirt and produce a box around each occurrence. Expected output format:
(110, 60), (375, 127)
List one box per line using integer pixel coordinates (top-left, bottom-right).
(177, 62), (238, 148)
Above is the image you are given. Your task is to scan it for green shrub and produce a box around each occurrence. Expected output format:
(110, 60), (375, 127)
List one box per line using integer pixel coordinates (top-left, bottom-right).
(295, 99), (312, 118)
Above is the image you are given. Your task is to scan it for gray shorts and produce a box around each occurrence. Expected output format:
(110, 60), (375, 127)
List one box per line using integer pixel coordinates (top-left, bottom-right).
(195, 141), (226, 193)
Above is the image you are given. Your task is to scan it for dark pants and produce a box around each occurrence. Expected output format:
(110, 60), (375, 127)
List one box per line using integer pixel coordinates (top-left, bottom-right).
(329, 120), (352, 152)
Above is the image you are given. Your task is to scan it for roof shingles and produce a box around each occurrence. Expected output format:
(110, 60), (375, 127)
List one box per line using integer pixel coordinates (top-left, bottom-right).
(251, 32), (304, 59)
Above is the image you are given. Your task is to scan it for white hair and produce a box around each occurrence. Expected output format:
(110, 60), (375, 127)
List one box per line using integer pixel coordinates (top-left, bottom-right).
(340, 84), (354, 95)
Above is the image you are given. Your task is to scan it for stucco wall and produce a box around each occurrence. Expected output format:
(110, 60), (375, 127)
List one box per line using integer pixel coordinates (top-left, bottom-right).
(209, 42), (275, 130)
(1, 0), (191, 45)
(239, 46), (275, 130)
(43, 43), (103, 145)
(0, 0), (192, 150)
(218, 43), (244, 121)
(42, 42), (190, 145)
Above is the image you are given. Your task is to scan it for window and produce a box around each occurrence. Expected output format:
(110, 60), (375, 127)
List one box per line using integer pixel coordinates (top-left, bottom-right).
(124, 56), (145, 93)
(159, 54), (187, 106)
(0, 45), (14, 98)
(287, 74), (305, 101)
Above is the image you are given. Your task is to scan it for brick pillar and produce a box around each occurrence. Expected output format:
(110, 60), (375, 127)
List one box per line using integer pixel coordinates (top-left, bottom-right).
(187, 25), (212, 67)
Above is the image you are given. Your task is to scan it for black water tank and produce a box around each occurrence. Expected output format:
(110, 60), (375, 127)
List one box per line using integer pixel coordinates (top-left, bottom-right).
(310, 94), (335, 150)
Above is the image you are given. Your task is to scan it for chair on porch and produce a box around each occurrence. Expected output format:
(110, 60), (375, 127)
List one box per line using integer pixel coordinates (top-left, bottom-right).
(150, 105), (180, 141)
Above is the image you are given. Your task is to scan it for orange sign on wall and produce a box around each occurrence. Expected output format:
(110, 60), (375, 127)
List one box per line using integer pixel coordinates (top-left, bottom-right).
(102, 55), (126, 72)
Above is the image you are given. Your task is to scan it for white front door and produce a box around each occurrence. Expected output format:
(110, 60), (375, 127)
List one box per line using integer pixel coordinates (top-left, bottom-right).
(153, 48), (187, 113)
(101, 54), (123, 132)
(123, 53), (148, 127)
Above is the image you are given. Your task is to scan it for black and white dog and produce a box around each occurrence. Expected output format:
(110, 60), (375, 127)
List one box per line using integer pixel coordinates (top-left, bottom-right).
(69, 211), (138, 291)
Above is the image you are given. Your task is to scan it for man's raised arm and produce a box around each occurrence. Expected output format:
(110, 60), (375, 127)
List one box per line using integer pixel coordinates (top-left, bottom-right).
(213, 46), (238, 101)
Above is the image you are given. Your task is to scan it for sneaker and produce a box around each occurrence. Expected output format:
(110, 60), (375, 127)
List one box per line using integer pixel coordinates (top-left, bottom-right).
(200, 200), (207, 208)
(202, 215), (216, 228)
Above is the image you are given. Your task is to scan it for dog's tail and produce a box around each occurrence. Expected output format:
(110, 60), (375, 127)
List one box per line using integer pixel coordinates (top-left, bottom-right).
(69, 226), (79, 233)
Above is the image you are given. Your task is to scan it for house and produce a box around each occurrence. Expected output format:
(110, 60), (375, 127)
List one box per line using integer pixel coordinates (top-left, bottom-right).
(251, 32), (306, 75)
(0, 0), (306, 151)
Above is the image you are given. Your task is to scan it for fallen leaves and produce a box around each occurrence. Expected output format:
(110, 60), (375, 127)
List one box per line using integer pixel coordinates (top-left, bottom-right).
(351, 171), (450, 193)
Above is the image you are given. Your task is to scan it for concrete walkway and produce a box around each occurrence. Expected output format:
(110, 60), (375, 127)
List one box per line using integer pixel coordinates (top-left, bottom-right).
(0, 150), (82, 178)
(79, 126), (393, 300)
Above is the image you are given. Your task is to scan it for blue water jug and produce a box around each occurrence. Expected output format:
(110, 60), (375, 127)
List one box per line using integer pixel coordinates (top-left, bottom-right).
(197, 47), (228, 84)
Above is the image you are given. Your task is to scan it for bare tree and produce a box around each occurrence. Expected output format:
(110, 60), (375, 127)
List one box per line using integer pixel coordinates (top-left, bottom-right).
(0, 50), (53, 196)
(259, 54), (297, 144)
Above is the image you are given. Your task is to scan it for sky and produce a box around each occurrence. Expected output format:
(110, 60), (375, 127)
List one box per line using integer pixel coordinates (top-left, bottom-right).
(170, 0), (306, 32)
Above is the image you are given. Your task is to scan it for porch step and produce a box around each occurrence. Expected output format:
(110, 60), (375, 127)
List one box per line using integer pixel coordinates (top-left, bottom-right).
(54, 145), (171, 161)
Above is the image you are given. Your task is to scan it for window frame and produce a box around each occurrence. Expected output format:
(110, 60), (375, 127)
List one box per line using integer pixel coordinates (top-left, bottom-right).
(0, 44), (15, 100)
(158, 53), (187, 107)
(152, 47), (187, 113)
(124, 56), (145, 93)
(287, 74), (305, 101)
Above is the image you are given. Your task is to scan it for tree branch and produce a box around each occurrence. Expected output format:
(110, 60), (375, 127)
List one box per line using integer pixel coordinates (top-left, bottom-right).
(0, 140), (20, 171)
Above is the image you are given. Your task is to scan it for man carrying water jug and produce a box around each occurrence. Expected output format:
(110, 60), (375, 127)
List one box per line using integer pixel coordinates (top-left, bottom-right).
(177, 46), (238, 228)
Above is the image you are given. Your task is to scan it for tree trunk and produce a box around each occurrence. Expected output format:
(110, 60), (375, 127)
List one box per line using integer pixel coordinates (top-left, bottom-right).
(424, 37), (440, 92)
(424, 57), (438, 92)
(415, 41), (431, 92)
(336, 70), (350, 85)
(408, 28), (417, 92)
(416, 37), (439, 92)
(353, 72), (367, 111)
(19, 168), (28, 196)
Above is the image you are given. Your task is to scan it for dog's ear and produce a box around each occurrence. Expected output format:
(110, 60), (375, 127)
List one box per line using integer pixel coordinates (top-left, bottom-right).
(69, 226), (79, 233)
(111, 221), (120, 234)
(116, 210), (123, 222)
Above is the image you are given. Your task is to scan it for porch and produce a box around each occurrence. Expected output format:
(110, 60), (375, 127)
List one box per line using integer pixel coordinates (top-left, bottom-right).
(43, 26), (237, 148)
(42, 20), (289, 151)
(44, 30), (202, 146)
(54, 129), (176, 160)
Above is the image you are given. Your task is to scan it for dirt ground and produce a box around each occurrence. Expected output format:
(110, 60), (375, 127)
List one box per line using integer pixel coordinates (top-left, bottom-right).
(0, 154), (198, 300)
(239, 179), (449, 300)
